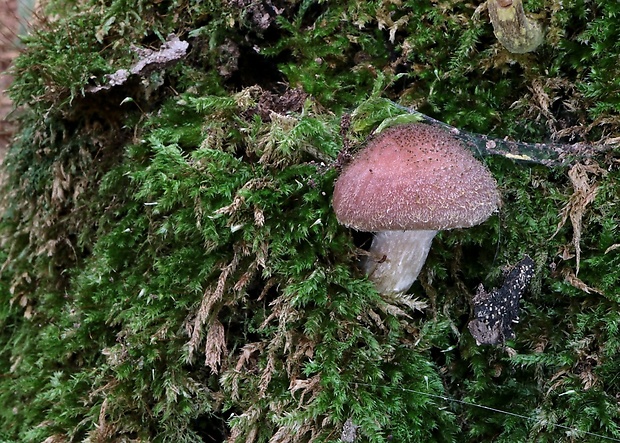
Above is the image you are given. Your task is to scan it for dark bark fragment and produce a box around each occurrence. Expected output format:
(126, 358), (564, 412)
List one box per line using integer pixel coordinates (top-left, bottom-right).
(468, 255), (535, 345)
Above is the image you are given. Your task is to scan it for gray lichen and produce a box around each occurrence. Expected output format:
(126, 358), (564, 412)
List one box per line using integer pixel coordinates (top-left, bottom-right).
(87, 34), (189, 93)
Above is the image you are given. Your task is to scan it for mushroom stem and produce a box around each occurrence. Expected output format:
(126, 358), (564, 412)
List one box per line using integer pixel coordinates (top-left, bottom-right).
(363, 230), (437, 295)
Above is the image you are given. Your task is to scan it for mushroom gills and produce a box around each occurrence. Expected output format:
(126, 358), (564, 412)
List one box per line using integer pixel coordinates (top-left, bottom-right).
(363, 230), (437, 295)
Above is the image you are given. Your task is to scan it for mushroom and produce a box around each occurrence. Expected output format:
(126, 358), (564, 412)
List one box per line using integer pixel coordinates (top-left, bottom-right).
(332, 123), (500, 295)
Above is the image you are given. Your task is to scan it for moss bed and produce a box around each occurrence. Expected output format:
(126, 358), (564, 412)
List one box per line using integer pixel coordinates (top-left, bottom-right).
(1, 1), (619, 442)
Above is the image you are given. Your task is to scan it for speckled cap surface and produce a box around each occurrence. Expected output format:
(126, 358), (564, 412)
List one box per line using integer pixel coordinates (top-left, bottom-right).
(332, 123), (500, 231)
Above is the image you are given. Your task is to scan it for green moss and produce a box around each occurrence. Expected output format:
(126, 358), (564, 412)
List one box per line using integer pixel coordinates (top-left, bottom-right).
(1, 0), (620, 442)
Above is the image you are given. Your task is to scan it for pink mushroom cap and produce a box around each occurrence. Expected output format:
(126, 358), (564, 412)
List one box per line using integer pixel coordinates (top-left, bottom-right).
(333, 123), (500, 232)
